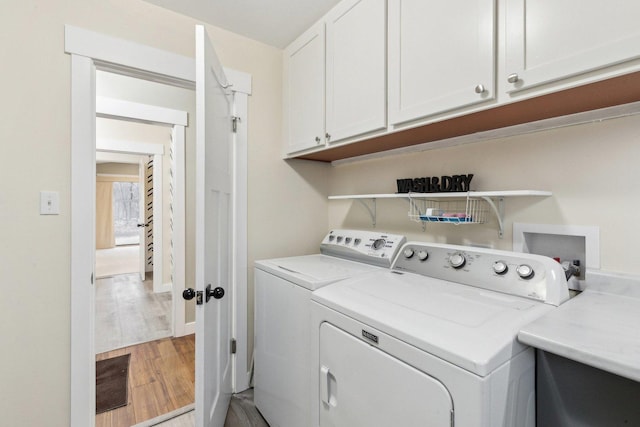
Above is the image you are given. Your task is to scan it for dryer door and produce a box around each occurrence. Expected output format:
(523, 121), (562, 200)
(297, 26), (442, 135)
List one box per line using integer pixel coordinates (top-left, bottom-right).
(319, 322), (454, 427)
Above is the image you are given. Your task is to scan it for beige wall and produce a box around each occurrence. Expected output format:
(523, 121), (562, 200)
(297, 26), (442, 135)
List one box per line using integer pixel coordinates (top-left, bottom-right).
(0, 1), (328, 425)
(329, 114), (640, 275)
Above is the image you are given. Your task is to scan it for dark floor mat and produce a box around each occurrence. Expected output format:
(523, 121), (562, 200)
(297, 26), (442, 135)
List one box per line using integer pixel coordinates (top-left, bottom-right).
(96, 353), (131, 413)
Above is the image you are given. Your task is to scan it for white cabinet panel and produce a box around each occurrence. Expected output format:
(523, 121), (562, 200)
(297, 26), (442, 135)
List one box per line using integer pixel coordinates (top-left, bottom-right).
(505, 0), (640, 92)
(284, 22), (325, 154)
(388, 0), (496, 125)
(326, 0), (387, 142)
(319, 322), (453, 427)
(254, 270), (312, 427)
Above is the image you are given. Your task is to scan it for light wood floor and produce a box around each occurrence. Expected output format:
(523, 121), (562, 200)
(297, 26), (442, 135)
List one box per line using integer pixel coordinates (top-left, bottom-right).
(95, 273), (172, 354)
(96, 245), (140, 278)
(96, 335), (195, 427)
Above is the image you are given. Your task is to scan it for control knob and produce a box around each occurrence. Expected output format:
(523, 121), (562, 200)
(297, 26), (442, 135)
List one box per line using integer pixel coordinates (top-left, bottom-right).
(493, 261), (508, 275)
(417, 250), (429, 261)
(449, 252), (466, 269)
(372, 238), (386, 250)
(516, 264), (535, 279)
(354, 238), (361, 246)
(336, 236), (343, 243)
(403, 248), (414, 259)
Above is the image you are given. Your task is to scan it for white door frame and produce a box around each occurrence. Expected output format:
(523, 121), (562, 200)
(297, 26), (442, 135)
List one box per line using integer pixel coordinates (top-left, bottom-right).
(66, 25), (251, 427)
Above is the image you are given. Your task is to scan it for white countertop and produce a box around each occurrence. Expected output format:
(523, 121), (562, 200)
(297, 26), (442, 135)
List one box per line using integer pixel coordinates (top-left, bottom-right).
(519, 285), (640, 382)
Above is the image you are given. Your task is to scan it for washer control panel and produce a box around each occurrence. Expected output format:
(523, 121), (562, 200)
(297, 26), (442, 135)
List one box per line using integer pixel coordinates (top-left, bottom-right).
(320, 229), (406, 268)
(393, 242), (569, 306)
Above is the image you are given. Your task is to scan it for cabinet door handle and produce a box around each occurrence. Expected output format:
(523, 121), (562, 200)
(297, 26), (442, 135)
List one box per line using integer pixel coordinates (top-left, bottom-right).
(325, 133), (331, 141)
(507, 73), (519, 84)
(474, 84), (486, 94)
(315, 136), (321, 143)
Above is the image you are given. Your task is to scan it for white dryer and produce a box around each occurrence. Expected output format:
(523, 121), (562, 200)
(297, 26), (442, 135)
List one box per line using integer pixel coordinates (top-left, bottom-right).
(311, 241), (570, 427)
(254, 229), (406, 427)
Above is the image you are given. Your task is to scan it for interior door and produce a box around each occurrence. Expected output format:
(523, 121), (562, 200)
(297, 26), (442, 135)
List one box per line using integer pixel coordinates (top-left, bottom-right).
(138, 157), (146, 281)
(194, 24), (234, 427)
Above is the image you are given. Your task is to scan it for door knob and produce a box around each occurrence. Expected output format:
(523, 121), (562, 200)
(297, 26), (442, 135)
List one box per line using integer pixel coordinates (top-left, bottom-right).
(183, 287), (204, 305)
(182, 285), (224, 304)
(211, 286), (225, 300)
(507, 73), (519, 84)
(182, 288), (196, 300)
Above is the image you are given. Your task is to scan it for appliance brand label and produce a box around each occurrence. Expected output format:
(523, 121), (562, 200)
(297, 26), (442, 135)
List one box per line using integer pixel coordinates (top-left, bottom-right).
(362, 329), (379, 344)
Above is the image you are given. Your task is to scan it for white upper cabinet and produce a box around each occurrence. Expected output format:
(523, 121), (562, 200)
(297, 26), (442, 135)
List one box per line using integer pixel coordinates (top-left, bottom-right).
(326, 0), (387, 143)
(505, 0), (640, 93)
(284, 0), (386, 155)
(388, 0), (496, 126)
(284, 22), (326, 154)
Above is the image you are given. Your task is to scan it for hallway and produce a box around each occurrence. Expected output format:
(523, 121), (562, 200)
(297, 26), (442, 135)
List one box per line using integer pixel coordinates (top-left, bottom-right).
(95, 273), (172, 354)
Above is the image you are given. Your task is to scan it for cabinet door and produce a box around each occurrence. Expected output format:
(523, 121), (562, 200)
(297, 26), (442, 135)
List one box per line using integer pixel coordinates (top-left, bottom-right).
(326, 0), (386, 143)
(388, 0), (496, 126)
(505, 0), (640, 92)
(319, 322), (453, 427)
(284, 22), (325, 154)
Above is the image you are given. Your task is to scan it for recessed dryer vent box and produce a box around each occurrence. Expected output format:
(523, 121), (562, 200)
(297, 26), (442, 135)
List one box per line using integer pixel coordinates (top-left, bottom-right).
(513, 223), (600, 291)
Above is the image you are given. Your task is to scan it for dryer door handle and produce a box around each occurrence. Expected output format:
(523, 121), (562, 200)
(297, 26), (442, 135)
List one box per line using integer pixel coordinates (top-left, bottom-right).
(320, 365), (337, 407)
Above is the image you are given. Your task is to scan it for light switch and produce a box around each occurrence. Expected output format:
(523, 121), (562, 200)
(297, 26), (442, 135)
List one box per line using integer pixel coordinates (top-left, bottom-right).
(40, 191), (60, 215)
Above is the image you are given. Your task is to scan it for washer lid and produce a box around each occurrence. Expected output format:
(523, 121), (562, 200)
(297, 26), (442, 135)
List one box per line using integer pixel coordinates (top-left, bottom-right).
(312, 270), (555, 376)
(255, 254), (381, 291)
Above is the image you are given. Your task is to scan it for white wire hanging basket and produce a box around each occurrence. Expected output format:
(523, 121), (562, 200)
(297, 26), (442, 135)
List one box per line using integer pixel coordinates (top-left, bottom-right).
(408, 195), (487, 224)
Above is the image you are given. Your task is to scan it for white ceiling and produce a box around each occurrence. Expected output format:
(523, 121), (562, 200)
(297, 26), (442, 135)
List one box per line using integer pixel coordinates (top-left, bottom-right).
(141, 0), (342, 48)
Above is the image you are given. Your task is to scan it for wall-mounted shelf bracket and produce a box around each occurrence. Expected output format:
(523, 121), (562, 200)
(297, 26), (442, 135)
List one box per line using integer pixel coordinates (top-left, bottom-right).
(481, 196), (505, 238)
(355, 198), (377, 227)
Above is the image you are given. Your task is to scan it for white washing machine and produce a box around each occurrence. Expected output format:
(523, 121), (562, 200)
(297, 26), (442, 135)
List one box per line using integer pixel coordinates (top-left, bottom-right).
(311, 241), (570, 427)
(254, 229), (406, 427)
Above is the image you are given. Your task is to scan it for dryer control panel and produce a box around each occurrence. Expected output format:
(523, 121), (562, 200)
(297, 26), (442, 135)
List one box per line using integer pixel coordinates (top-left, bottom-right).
(320, 229), (406, 268)
(393, 242), (570, 306)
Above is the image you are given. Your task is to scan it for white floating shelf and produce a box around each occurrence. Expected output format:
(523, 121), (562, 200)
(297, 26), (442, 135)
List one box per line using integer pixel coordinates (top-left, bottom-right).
(329, 190), (552, 200)
(329, 190), (552, 237)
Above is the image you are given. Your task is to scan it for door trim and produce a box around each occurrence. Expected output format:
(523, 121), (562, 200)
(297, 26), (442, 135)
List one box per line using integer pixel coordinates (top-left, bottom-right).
(66, 25), (250, 426)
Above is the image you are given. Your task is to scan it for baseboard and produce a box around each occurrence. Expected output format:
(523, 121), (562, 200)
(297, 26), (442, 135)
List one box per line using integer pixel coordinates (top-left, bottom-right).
(184, 321), (195, 335)
(131, 403), (194, 427)
(153, 281), (172, 294)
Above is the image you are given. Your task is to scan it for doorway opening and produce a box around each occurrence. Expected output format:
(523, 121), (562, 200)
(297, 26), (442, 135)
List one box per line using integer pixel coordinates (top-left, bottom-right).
(95, 158), (144, 280)
(94, 76), (190, 425)
(68, 25), (251, 427)
(94, 151), (173, 352)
